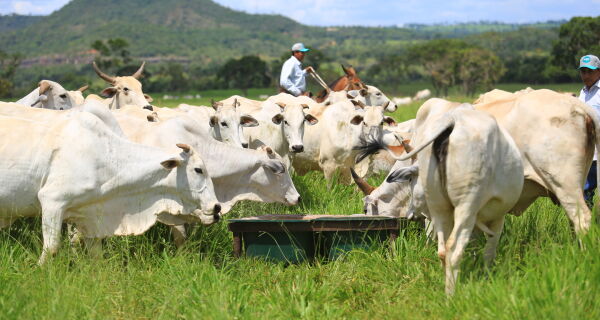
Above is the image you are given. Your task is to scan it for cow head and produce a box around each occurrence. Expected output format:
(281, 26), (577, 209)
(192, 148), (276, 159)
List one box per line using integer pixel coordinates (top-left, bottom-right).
(161, 143), (221, 225)
(270, 101), (318, 153)
(209, 99), (259, 148)
(352, 163), (421, 219)
(353, 103), (396, 144)
(365, 85), (397, 112)
(32, 80), (80, 110)
(93, 62), (153, 110)
(253, 146), (301, 205)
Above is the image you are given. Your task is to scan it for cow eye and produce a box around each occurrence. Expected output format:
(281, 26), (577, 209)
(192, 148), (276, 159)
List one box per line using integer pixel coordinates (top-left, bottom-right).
(123, 87), (129, 92)
(284, 120), (289, 125)
(194, 168), (203, 174)
(220, 122), (228, 127)
(59, 94), (67, 99)
(376, 92), (382, 96)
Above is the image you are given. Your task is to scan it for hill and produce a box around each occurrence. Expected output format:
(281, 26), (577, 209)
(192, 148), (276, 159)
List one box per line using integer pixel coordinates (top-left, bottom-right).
(0, 14), (43, 33)
(0, 0), (562, 66)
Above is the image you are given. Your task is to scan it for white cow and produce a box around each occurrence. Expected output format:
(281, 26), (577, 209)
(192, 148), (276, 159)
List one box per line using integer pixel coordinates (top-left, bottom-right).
(0, 100), (125, 136)
(113, 113), (301, 214)
(92, 62), (154, 110)
(0, 112), (220, 264)
(413, 89), (431, 100)
(16, 80), (88, 110)
(356, 104), (524, 295)
(473, 90), (600, 234)
(112, 113), (301, 245)
(177, 100), (259, 148)
(392, 97), (412, 106)
(239, 94), (319, 169)
(292, 100), (393, 183)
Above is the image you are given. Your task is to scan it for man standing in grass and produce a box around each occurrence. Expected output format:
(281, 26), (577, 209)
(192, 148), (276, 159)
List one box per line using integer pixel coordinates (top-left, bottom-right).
(579, 54), (600, 207)
(280, 43), (314, 97)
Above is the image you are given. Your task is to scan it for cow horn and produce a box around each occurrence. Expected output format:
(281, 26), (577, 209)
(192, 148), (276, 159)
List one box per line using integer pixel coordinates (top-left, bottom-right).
(77, 85), (89, 92)
(401, 139), (413, 153)
(132, 61), (145, 79)
(92, 62), (115, 84)
(38, 81), (51, 95)
(350, 168), (374, 195)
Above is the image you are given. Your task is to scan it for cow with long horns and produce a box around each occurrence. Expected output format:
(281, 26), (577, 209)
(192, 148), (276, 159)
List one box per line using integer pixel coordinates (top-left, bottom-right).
(92, 62), (153, 110)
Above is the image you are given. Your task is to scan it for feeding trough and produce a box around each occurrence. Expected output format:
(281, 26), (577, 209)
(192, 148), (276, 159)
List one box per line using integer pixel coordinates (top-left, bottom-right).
(227, 214), (406, 263)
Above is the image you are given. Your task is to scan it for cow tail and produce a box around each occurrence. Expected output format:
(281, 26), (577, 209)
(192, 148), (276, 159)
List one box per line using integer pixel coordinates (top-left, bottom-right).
(354, 114), (455, 163)
(432, 119), (454, 188)
(395, 115), (455, 161)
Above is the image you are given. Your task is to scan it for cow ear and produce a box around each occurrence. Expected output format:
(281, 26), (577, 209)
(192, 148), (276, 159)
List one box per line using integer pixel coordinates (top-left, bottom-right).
(101, 87), (118, 98)
(176, 143), (192, 154)
(39, 81), (51, 95)
(146, 112), (159, 122)
(383, 116), (397, 126)
(240, 115), (259, 127)
(211, 100), (222, 110)
(386, 165), (418, 183)
(209, 116), (218, 127)
(305, 114), (318, 125)
(301, 103), (309, 110)
(275, 102), (286, 110)
(261, 159), (285, 175)
(360, 88), (367, 97)
(144, 94), (153, 102)
(350, 115), (363, 125)
(161, 158), (182, 170)
(272, 113), (284, 125)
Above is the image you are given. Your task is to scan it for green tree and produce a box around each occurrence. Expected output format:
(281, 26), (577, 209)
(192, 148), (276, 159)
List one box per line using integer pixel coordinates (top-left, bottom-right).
(218, 55), (271, 96)
(407, 39), (468, 96)
(551, 16), (600, 70)
(457, 47), (505, 96)
(0, 49), (22, 98)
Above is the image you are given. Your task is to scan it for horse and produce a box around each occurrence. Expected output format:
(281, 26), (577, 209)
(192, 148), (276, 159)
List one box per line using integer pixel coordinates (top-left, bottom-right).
(314, 65), (366, 102)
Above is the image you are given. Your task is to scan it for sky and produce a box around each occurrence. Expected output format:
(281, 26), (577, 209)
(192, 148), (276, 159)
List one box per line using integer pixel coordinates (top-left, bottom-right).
(0, 0), (599, 26)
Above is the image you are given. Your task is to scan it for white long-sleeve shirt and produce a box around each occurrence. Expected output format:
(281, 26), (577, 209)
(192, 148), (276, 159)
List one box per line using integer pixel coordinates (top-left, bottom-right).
(579, 79), (600, 160)
(280, 56), (306, 96)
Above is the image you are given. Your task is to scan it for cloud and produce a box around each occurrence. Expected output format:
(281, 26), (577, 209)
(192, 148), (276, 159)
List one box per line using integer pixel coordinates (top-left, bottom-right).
(0, 0), (70, 15)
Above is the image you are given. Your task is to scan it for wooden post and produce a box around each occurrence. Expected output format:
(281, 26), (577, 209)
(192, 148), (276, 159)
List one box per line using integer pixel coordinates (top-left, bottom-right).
(233, 232), (242, 258)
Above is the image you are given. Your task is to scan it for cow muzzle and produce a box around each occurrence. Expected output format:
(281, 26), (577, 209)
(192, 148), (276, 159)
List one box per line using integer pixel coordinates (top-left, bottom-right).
(290, 145), (304, 153)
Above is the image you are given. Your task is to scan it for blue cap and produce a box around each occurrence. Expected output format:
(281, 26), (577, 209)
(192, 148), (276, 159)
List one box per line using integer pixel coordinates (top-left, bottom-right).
(579, 55), (600, 70)
(291, 43), (310, 52)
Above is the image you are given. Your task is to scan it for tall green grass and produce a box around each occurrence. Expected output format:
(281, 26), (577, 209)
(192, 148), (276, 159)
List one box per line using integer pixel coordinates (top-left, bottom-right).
(1, 83), (598, 319)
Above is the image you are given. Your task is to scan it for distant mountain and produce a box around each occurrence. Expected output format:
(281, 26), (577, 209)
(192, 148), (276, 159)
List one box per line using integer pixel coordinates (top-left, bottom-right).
(0, 0), (564, 66)
(0, 14), (43, 33)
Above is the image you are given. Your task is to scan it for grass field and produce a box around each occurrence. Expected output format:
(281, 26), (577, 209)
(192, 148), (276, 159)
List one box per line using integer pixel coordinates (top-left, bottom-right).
(1, 83), (599, 319)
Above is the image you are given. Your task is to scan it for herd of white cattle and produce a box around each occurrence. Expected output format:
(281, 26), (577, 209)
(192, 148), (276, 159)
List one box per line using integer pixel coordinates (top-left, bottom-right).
(0, 62), (596, 295)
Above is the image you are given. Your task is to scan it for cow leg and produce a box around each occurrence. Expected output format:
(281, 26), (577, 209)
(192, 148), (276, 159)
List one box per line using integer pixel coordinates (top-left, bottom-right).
(171, 224), (187, 248)
(39, 204), (65, 265)
(427, 203), (453, 267)
(482, 216), (505, 266)
(552, 186), (591, 234)
(444, 203), (478, 295)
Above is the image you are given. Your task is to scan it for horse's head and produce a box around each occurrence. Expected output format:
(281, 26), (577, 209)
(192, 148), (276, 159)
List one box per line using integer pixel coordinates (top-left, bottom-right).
(341, 65), (366, 91)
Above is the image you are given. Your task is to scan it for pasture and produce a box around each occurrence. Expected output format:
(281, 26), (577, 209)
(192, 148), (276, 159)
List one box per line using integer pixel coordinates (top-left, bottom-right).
(1, 84), (598, 319)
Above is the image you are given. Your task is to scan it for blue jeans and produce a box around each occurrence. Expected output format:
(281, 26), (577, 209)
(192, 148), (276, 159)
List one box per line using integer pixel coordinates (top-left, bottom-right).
(584, 161), (597, 208)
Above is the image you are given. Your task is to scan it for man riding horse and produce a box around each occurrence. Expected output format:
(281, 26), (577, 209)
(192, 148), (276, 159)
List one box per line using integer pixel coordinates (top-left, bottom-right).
(280, 43), (366, 101)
